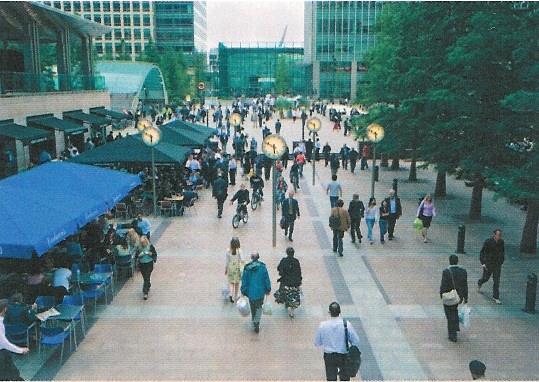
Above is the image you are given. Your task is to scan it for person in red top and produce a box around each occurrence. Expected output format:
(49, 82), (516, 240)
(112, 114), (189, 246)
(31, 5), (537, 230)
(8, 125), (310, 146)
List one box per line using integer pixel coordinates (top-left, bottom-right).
(361, 144), (370, 170)
(295, 152), (306, 178)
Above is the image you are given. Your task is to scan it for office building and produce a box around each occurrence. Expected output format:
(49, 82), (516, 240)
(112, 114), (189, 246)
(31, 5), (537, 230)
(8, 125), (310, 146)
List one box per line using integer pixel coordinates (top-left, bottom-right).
(304, 1), (382, 100)
(43, 1), (207, 59)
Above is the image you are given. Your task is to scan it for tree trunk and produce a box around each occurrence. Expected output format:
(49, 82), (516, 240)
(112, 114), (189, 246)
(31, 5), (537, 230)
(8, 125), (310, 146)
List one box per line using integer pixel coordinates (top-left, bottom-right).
(468, 175), (483, 221)
(408, 149), (417, 182)
(390, 153), (400, 171)
(520, 200), (538, 254)
(380, 153), (389, 167)
(434, 170), (447, 198)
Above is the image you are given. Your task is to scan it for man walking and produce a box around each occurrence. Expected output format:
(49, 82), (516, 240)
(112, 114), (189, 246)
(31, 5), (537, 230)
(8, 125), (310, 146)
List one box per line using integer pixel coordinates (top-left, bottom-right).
(349, 148), (359, 174)
(228, 155), (238, 186)
(384, 189), (402, 240)
(282, 191), (300, 242)
(275, 119), (282, 134)
(241, 252), (271, 334)
(315, 302), (360, 381)
(340, 144), (350, 170)
(212, 171), (228, 218)
(326, 175), (342, 208)
(348, 194), (365, 244)
(440, 255), (468, 342)
(323, 142), (332, 167)
(330, 200), (351, 257)
(477, 229), (505, 304)
(360, 144), (369, 170)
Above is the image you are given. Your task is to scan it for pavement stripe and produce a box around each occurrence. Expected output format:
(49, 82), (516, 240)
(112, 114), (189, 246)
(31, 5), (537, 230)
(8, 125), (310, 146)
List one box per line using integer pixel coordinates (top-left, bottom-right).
(323, 256), (354, 304)
(313, 220), (332, 249)
(304, 197), (320, 217)
(346, 317), (384, 380)
(151, 219), (173, 244)
(362, 256), (392, 305)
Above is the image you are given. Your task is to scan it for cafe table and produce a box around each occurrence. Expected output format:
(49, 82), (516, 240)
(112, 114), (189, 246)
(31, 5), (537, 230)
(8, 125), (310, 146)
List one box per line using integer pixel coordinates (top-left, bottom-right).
(47, 304), (85, 349)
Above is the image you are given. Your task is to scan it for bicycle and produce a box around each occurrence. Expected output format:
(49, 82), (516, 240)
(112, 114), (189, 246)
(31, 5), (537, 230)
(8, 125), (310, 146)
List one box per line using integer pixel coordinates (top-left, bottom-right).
(251, 188), (263, 210)
(232, 202), (249, 228)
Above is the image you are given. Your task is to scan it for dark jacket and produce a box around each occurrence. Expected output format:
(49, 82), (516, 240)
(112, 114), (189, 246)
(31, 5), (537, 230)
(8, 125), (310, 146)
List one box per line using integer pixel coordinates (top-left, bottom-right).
(231, 189), (250, 204)
(241, 260), (271, 300)
(282, 197), (300, 220)
(384, 197), (402, 218)
(480, 238), (505, 268)
(348, 200), (365, 220)
(349, 149), (359, 162)
(277, 257), (302, 288)
(212, 176), (228, 199)
(440, 266), (468, 305)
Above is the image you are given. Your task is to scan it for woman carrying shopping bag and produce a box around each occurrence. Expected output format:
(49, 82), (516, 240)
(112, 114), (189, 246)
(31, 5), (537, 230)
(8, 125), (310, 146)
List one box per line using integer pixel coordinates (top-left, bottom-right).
(274, 247), (302, 318)
(417, 194), (436, 243)
(225, 237), (243, 303)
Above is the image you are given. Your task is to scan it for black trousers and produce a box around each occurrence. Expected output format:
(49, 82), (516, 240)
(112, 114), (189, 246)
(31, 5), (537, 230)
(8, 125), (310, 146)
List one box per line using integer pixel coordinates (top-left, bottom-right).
(350, 219), (362, 242)
(443, 304), (459, 339)
(216, 196), (226, 216)
(323, 352), (349, 381)
(53, 286), (68, 305)
(387, 214), (398, 237)
(249, 297), (264, 324)
(140, 261), (154, 294)
(0, 350), (23, 381)
(284, 218), (295, 239)
(333, 230), (344, 254)
(360, 157), (368, 170)
(229, 169), (237, 185)
(478, 265), (502, 299)
(350, 160), (357, 174)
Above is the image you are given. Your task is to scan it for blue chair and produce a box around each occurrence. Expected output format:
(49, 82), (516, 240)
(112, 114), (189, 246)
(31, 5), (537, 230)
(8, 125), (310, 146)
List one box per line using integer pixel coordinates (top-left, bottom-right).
(94, 263), (114, 296)
(80, 283), (107, 313)
(62, 295), (86, 336)
(115, 254), (134, 279)
(35, 296), (56, 312)
(39, 325), (71, 363)
(5, 323), (37, 348)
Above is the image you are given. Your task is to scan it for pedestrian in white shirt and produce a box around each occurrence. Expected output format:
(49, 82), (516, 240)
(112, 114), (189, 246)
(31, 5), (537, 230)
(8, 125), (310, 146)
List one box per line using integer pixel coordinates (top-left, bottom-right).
(0, 299), (29, 380)
(315, 302), (360, 381)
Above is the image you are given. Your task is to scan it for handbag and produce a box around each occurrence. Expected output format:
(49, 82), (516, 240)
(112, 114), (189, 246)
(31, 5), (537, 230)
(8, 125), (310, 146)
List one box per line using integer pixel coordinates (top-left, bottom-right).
(280, 216), (289, 230)
(458, 304), (471, 329)
(342, 319), (361, 378)
(441, 268), (461, 306)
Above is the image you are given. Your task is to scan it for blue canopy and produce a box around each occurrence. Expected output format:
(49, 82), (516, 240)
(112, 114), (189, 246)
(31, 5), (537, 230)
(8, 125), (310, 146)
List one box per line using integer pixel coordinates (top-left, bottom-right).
(0, 162), (141, 259)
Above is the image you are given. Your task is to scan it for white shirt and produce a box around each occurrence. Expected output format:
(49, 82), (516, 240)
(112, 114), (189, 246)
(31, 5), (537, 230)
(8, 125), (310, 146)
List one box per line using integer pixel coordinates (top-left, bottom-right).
(0, 317), (24, 353)
(315, 317), (360, 354)
(52, 267), (72, 290)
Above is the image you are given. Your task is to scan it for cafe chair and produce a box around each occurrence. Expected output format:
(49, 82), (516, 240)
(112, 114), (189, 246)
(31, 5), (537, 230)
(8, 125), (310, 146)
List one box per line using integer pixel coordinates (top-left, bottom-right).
(80, 283), (108, 314)
(5, 322), (37, 348)
(35, 296), (56, 312)
(115, 253), (134, 280)
(39, 324), (72, 363)
(94, 263), (115, 296)
(62, 295), (86, 336)
(159, 200), (173, 217)
(114, 202), (129, 220)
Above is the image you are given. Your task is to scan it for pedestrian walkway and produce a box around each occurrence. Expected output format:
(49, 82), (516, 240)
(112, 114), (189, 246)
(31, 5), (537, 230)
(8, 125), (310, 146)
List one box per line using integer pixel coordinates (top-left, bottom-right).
(49, 107), (538, 380)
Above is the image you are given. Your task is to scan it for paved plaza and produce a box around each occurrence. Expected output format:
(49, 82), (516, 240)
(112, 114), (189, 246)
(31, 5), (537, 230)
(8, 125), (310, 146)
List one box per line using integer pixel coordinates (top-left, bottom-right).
(21, 109), (539, 381)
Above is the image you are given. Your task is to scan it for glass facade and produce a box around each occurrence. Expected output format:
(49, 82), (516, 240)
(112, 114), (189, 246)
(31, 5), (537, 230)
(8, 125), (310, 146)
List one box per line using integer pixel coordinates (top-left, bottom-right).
(217, 43), (310, 97)
(44, 1), (207, 59)
(304, 1), (382, 100)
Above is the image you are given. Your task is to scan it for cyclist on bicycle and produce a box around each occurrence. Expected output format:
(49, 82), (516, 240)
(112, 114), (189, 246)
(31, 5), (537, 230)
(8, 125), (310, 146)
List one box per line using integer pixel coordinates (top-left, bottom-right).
(249, 173), (265, 199)
(230, 183), (250, 216)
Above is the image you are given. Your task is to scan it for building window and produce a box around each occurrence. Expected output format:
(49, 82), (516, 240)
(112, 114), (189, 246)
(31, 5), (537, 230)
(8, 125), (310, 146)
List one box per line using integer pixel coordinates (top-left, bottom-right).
(124, 30), (131, 40)
(134, 43), (142, 53)
(113, 14), (121, 26)
(123, 15), (131, 26)
(105, 43), (112, 53)
(96, 45), (103, 54)
(64, 2), (71, 11)
(143, 28), (151, 40)
(83, 2), (91, 11)
(73, 2), (81, 12)
(142, 1), (150, 12)
(93, 2), (101, 12)
(103, 15), (111, 25)
(53, 1), (61, 9)
(94, 14), (102, 23)
(362, 26), (369, 34)
(105, 33), (111, 40)
(143, 15), (151, 26)
(102, 2), (110, 11)
(133, 1), (140, 11)
(114, 29), (122, 39)
(122, 1), (131, 12)
(113, 1), (121, 12)
(134, 28), (141, 39)
(84, 14), (91, 20)
(132, 14), (140, 26)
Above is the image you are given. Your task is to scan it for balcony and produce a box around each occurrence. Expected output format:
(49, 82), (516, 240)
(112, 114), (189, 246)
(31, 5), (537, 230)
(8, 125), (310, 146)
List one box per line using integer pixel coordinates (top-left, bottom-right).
(0, 72), (105, 95)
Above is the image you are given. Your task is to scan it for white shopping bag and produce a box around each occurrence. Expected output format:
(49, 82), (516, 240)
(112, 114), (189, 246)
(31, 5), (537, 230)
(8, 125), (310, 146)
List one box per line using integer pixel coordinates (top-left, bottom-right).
(236, 296), (250, 317)
(262, 300), (273, 315)
(458, 304), (471, 329)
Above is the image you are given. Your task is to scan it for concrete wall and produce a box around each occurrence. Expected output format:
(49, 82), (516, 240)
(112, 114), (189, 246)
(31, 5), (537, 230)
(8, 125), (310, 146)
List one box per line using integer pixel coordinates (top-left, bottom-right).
(0, 90), (111, 125)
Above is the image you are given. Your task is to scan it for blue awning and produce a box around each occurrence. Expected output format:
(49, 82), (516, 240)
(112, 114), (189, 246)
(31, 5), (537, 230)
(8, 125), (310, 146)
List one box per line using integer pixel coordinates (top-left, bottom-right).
(0, 162), (142, 259)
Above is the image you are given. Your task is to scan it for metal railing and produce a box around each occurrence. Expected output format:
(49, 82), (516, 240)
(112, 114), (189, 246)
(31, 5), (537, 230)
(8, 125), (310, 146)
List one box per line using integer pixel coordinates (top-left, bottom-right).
(0, 71), (106, 94)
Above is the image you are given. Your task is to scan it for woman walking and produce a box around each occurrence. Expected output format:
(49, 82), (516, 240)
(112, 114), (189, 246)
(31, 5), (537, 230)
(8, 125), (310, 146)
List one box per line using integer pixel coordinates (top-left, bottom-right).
(275, 247), (302, 318)
(417, 194), (436, 243)
(225, 237), (243, 303)
(365, 198), (378, 244)
(379, 199), (390, 244)
(138, 236), (157, 300)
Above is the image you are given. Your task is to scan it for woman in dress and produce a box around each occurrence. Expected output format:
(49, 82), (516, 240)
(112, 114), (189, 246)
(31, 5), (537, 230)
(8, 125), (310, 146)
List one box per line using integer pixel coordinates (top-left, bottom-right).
(138, 236), (157, 300)
(275, 247), (302, 318)
(225, 237), (243, 303)
(417, 194), (436, 243)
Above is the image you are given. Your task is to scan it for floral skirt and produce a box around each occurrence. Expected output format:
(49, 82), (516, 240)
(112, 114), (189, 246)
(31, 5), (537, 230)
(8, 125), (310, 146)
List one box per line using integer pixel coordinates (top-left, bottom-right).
(274, 285), (301, 309)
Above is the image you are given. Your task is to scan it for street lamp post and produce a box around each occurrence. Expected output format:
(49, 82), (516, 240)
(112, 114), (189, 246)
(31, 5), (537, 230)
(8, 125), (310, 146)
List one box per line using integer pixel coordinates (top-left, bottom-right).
(306, 117), (322, 186)
(138, 119), (162, 216)
(367, 123), (385, 198)
(262, 134), (288, 248)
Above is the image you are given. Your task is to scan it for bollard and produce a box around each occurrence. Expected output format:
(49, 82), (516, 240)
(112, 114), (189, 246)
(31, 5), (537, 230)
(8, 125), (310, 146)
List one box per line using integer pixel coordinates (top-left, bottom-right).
(523, 273), (537, 314)
(393, 178), (398, 195)
(374, 165), (379, 182)
(456, 225), (466, 254)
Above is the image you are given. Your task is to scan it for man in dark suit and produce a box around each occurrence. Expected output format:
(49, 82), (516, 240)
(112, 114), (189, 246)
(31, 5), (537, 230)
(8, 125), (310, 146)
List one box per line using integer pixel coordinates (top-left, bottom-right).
(212, 171), (228, 218)
(440, 255), (468, 342)
(348, 194), (365, 244)
(477, 229), (505, 304)
(282, 191), (300, 242)
(384, 189), (402, 240)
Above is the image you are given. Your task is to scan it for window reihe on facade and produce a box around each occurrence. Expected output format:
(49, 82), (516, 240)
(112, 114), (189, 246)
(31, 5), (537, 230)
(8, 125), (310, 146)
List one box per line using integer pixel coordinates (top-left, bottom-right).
(93, 1), (101, 12)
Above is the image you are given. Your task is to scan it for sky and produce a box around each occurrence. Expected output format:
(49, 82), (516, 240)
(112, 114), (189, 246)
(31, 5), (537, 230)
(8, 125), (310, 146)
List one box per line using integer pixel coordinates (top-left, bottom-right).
(206, 0), (305, 50)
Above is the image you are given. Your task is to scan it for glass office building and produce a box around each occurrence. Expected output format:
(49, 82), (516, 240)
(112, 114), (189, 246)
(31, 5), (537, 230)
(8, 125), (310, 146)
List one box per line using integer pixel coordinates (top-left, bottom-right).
(217, 42), (310, 97)
(304, 1), (382, 100)
(43, 1), (207, 59)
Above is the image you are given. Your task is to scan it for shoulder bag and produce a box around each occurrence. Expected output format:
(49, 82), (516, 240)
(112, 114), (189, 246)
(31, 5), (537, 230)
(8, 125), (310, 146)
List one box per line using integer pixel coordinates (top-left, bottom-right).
(441, 268), (460, 306)
(343, 319), (361, 378)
